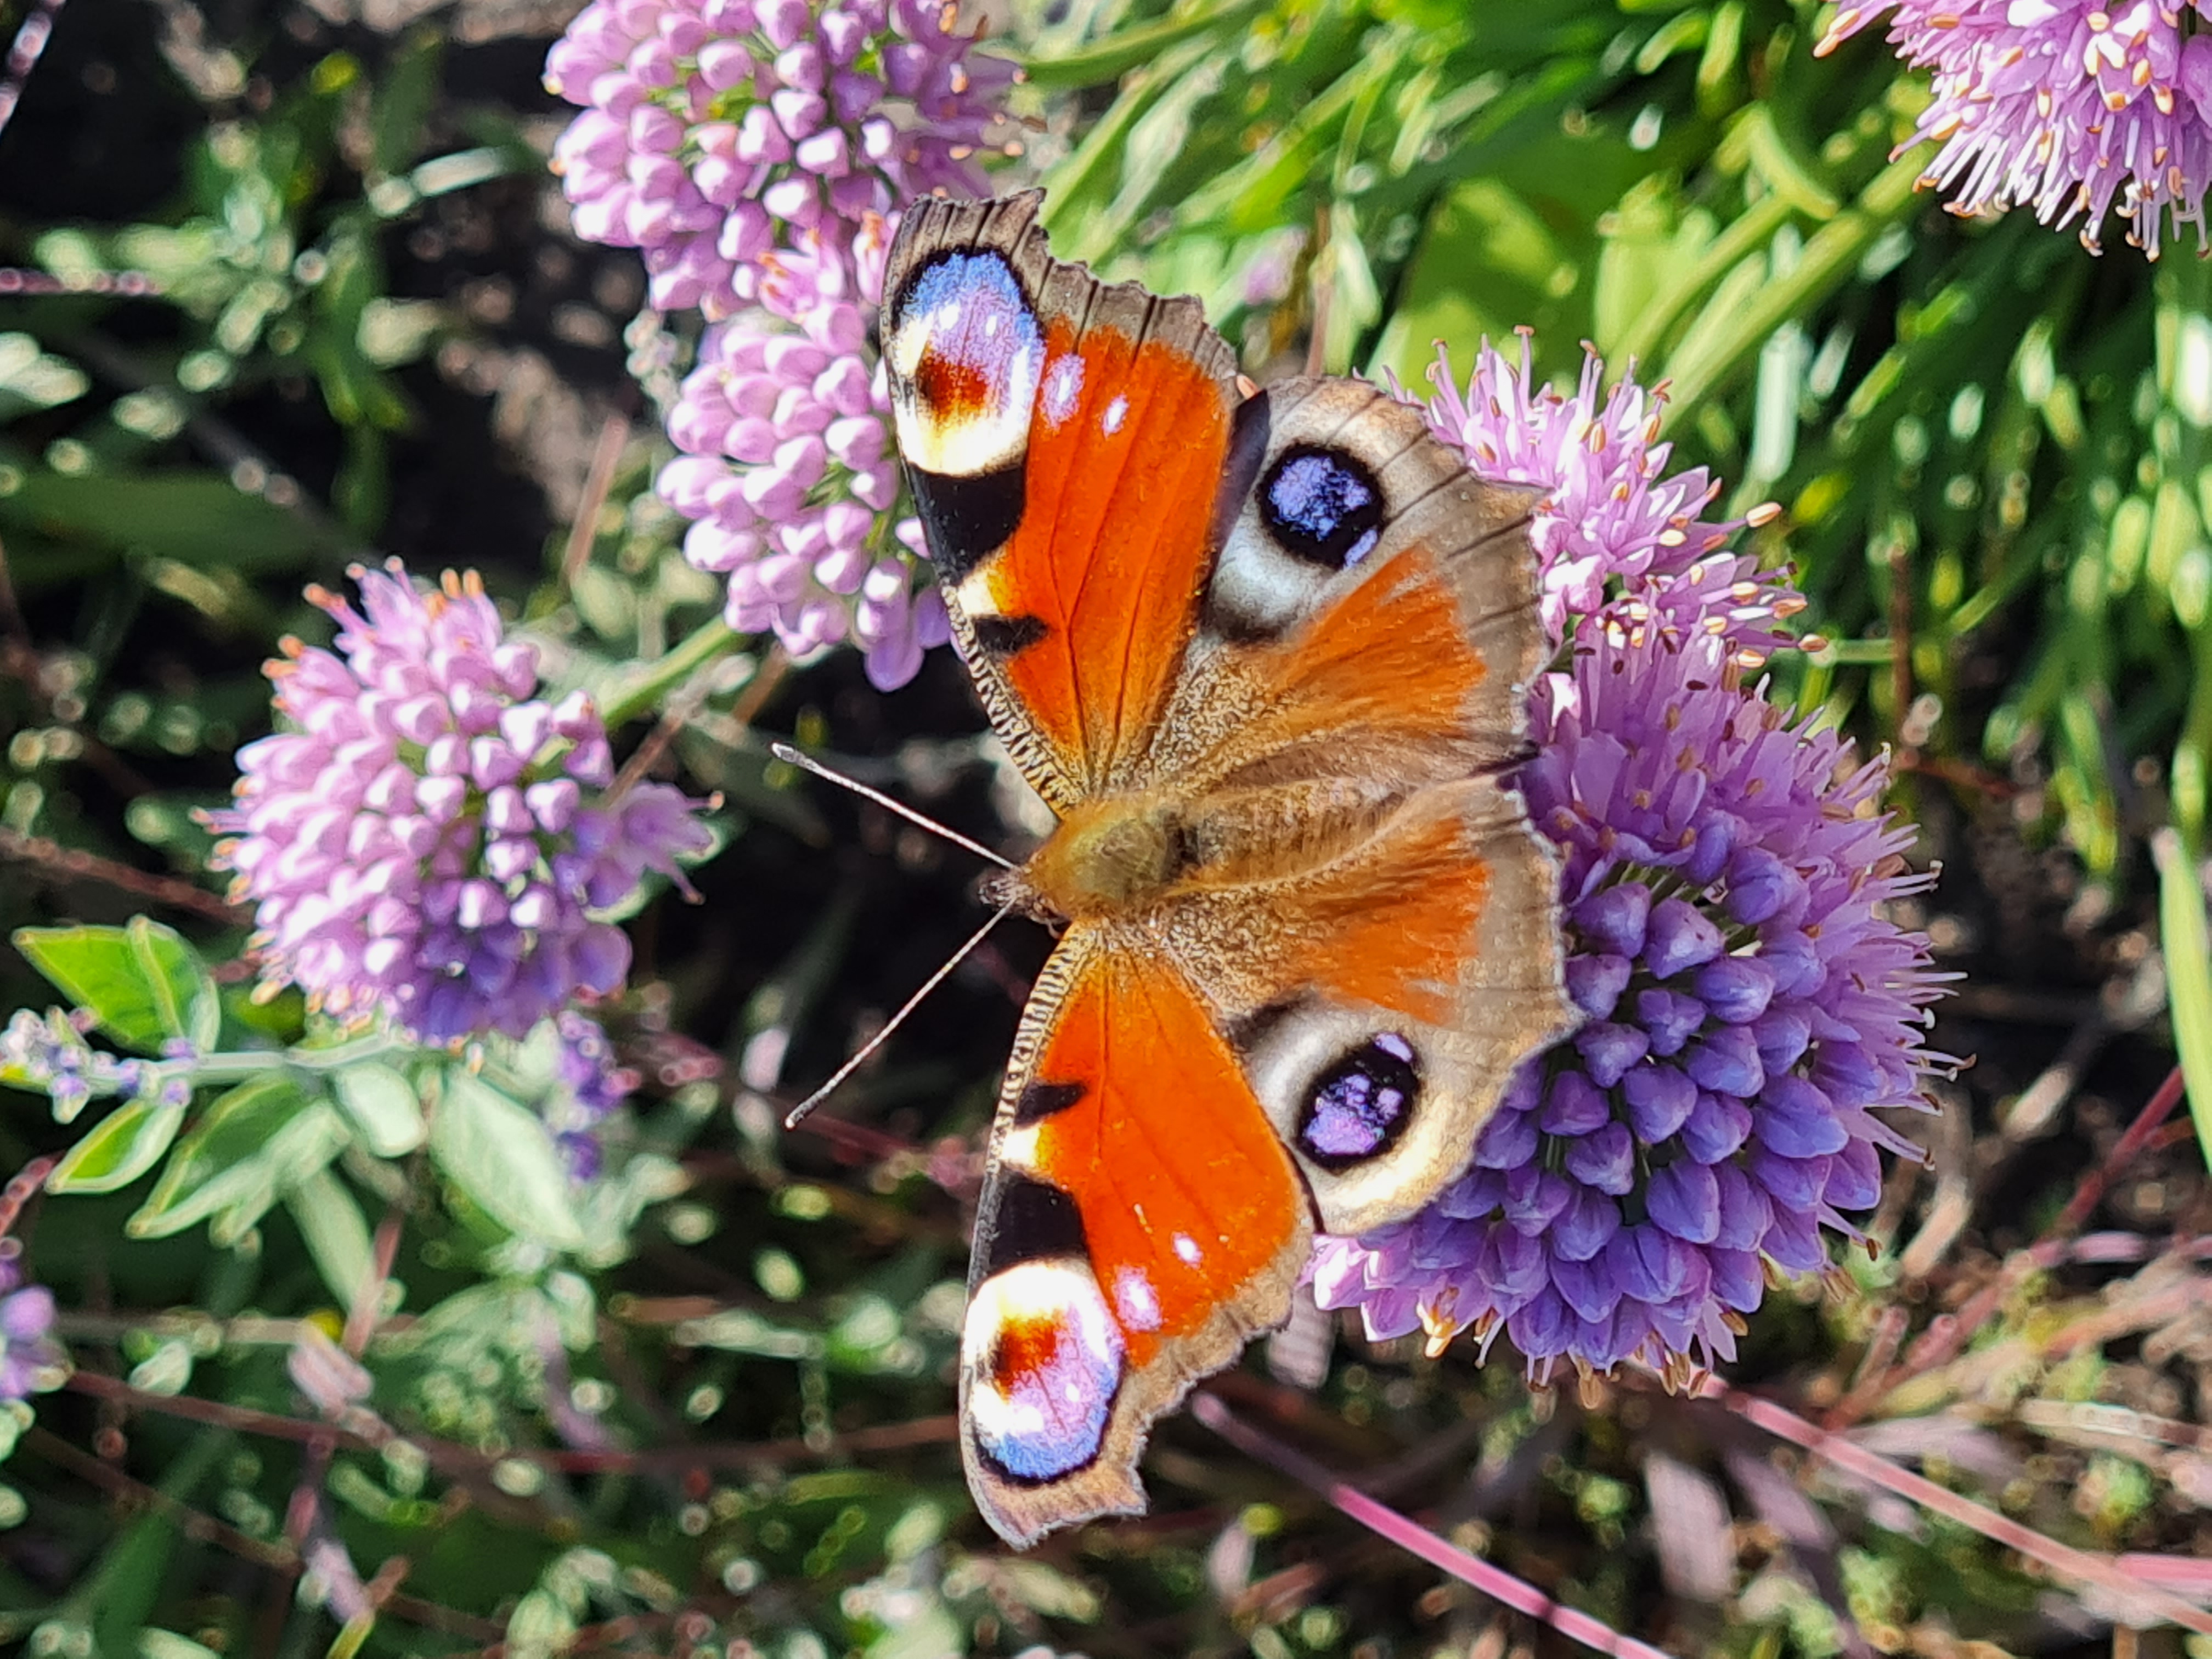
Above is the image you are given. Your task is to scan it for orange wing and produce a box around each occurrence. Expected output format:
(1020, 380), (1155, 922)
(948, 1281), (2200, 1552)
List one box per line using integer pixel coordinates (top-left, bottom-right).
(882, 192), (1253, 805)
(958, 929), (1309, 1548)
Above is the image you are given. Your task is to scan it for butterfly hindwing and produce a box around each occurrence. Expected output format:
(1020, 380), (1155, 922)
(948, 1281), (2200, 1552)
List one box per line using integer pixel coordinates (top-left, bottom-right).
(960, 929), (1309, 1547)
(882, 191), (1247, 805)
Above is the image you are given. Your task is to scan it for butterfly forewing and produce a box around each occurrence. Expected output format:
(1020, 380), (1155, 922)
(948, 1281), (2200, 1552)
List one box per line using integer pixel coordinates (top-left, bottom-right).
(882, 191), (1242, 805)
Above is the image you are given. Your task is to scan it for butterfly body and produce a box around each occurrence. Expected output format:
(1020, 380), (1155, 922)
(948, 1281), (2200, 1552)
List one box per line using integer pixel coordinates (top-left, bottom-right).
(879, 192), (1576, 1547)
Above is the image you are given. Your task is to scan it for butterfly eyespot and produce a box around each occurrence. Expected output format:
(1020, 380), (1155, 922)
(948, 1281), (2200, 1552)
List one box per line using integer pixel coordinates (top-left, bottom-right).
(886, 249), (1043, 576)
(1296, 1031), (1422, 1169)
(1261, 443), (1385, 571)
(964, 1260), (1124, 1485)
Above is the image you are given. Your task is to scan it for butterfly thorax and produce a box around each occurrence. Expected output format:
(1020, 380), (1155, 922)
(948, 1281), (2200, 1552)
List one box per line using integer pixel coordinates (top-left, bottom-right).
(1005, 779), (1410, 924)
(1007, 794), (1189, 922)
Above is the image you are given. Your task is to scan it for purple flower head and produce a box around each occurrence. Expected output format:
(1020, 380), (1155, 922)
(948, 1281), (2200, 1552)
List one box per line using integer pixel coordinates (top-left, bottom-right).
(209, 563), (715, 1045)
(1311, 626), (1949, 1388)
(546, 1010), (642, 1182)
(1418, 335), (1801, 659)
(657, 218), (950, 688)
(0, 1256), (64, 1402)
(1816, 0), (2212, 258)
(544, 0), (1017, 316)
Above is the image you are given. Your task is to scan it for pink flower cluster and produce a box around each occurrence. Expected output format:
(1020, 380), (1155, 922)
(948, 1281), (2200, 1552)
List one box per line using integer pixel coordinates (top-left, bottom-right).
(1817, 0), (2212, 257)
(546, 0), (1014, 316)
(1307, 338), (1948, 1387)
(1419, 334), (1799, 659)
(545, 0), (1013, 687)
(658, 222), (947, 687)
(211, 565), (713, 1043)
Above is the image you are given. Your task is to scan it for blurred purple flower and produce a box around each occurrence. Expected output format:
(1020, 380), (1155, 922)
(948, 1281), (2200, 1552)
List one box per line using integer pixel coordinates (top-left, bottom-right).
(1, 1008), (123, 1121)
(546, 1011), (641, 1181)
(1816, 0), (2212, 257)
(1419, 335), (1801, 659)
(1311, 627), (1948, 1387)
(544, 0), (1017, 317)
(0, 1258), (63, 1402)
(657, 217), (950, 689)
(1, 1014), (195, 1122)
(209, 563), (714, 1045)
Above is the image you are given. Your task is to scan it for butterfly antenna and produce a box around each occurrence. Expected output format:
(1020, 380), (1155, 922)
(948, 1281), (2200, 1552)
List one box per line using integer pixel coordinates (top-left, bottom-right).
(771, 741), (1014, 871)
(782, 894), (1020, 1128)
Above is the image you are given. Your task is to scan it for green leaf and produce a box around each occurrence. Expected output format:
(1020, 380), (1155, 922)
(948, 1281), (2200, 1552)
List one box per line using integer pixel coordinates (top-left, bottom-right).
(13, 920), (217, 1053)
(48, 1097), (188, 1194)
(127, 1076), (324, 1239)
(0, 470), (350, 574)
(2155, 829), (2212, 1172)
(131, 916), (219, 1051)
(1020, 0), (1269, 88)
(428, 1069), (584, 1248)
(286, 1169), (376, 1308)
(332, 1061), (426, 1157)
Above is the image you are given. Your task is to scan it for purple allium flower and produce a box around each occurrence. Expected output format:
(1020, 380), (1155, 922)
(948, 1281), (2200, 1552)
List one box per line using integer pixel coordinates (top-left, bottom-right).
(0, 1258), (63, 1402)
(1816, 0), (2212, 257)
(1311, 626), (1948, 1388)
(657, 217), (950, 688)
(544, 0), (1017, 317)
(1418, 335), (1800, 659)
(546, 1010), (641, 1181)
(209, 563), (715, 1045)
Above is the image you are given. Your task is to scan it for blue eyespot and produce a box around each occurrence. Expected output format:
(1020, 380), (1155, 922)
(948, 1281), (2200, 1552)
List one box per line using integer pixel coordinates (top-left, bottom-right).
(1260, 444), (1384, 570)
(1297, 1031), (1420, 1169)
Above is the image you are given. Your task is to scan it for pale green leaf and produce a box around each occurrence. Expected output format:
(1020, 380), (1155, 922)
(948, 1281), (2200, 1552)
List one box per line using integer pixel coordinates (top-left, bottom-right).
(13, 921), (215, 1054)
(2155, 829), (2212, 1172)
(49, 1098), (188, 1194)
(332, 1062), (425, 1157)
(286, 1169), (376, 1308)
(429, 1070), (584, 1248)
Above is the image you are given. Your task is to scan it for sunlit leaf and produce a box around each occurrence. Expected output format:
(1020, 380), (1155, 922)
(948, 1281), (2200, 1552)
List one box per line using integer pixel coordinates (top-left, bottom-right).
(429, 1069), (585, 1249)
(332, 1061), (426, 1157)
(48, 1098), (187, 1194)
(13, 920), (217, 1053)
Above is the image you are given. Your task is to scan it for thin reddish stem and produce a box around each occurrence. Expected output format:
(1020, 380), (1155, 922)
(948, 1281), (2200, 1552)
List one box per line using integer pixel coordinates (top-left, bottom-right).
(1873, 1066), (2190, 1402)
(1704, 1380), (2212, 1636)
(1193, 1393), (1679, 1659)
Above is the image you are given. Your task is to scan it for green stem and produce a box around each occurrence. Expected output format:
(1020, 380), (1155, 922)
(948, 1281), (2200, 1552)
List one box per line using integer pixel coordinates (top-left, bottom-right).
(1659, 144), (1930, 428)
(2161, 255), (2212, 856)
(599, 616), (744, 730)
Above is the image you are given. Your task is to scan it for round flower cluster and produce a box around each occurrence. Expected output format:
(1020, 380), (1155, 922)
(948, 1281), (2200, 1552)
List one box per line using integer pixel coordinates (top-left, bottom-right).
(658, 228), (949, 687)
(1420, 335), (1799, 658)
(545, 0), (1016, 315)
(1816, 0), (2212, 257)
(1311, 627), (1945, 1385)
(210, 563), (714, 1045)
